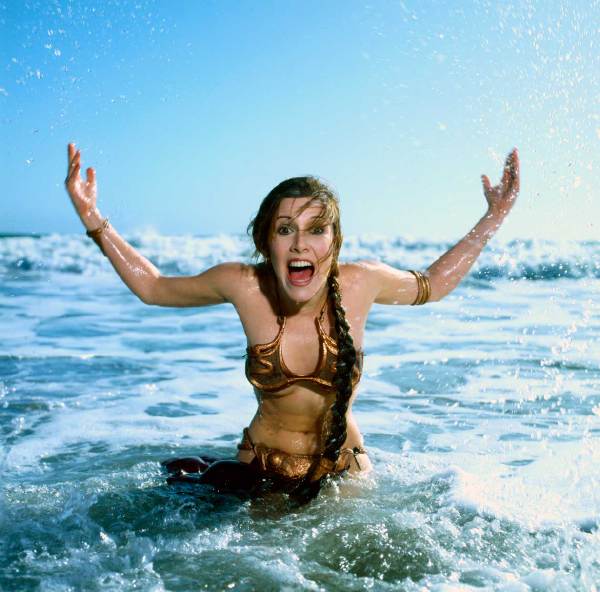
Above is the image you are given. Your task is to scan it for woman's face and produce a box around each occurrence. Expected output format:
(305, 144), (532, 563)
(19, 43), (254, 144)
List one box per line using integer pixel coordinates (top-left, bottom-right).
(268, 197), (335, 306)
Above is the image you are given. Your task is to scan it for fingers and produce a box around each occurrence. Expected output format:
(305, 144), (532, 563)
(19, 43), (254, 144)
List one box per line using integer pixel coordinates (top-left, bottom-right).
(501, 153), (513, 188)
(67, 143), (76, 180)
(86, 167), (95, 186)
(65, 144), (81, 187)
(503, 148), (520, 195)
(481, 174), (492, 193)
(65, 159), (80, 183)
(510, 147), (520, 194)
(498, 148), (520, 197)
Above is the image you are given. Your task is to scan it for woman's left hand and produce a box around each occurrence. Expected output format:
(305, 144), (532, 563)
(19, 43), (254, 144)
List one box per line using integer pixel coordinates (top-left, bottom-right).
(481, 148), (520, 218)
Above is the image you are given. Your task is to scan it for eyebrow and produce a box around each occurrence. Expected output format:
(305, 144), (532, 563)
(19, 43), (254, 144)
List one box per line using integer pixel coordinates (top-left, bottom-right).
(276, 215), (326, 221)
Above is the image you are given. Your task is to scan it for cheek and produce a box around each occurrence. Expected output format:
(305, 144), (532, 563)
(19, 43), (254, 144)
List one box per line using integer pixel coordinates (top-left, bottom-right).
(315, 240), (335, 270)
(268, 237), (287, 262)
(319, 235), (335, 256)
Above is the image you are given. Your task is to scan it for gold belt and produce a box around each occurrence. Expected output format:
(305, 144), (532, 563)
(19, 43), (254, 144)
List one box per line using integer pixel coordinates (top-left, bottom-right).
(237, 428), (366, 480)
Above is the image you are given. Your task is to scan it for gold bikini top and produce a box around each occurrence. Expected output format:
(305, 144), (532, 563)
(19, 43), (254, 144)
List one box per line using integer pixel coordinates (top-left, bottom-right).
(245, 298), (363, 394)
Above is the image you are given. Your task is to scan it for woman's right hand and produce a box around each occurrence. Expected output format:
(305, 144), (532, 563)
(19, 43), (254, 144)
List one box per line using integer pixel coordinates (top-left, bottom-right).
(65, 143), (102, 229)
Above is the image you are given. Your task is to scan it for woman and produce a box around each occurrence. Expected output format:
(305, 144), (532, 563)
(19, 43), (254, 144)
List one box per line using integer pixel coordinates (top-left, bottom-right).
(65, 143), (520, 504)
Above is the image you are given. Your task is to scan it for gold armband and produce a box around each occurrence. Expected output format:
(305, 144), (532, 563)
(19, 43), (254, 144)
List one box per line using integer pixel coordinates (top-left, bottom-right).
(86, 217), (109, 257)
(408, 270), (431, 305)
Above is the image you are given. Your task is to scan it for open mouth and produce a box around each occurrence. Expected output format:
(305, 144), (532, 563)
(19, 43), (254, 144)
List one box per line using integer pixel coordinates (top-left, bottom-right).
(287, 260), (315, 285)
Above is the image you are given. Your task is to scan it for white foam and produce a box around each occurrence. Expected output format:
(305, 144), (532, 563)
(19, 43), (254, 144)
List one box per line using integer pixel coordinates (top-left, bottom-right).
(436, 438), (600, 529)
(2, 233), (599, 280)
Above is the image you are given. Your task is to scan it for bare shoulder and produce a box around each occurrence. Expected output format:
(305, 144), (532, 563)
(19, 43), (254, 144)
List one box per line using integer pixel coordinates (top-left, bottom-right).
(339, 260), (419, 305)
(151, 261), (260, 307)
(339, 260), (397, 288)
(210, 261), (256, 281)
(339, 259), (404, 277)
(338, 261), (381, 303)
(208, 262), (260, 302)
(338, 260), (377, 281)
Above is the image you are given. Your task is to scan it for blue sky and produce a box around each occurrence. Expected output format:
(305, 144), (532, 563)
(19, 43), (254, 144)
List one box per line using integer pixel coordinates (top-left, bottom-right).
(2, 0), (598, 240)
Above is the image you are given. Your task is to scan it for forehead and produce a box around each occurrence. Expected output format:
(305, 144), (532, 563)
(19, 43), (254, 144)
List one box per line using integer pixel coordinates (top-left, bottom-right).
(275, 197), (324, 220)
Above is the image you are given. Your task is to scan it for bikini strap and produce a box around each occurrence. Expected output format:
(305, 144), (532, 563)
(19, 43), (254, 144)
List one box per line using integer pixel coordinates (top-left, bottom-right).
(339, 445), (367, 471)
(237, 427), (257, 453)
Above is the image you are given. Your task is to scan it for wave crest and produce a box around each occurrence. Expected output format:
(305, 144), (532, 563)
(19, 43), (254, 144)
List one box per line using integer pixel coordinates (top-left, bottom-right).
(1, 233), (597, 282)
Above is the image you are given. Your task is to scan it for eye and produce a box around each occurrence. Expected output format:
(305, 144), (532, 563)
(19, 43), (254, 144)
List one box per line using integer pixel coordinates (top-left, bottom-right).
(277, 225), (292, 236)
(310, 226), (326, 235)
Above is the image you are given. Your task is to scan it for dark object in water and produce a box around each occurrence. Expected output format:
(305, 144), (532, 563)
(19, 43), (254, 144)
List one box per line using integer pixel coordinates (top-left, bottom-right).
(165, 458), (262, 492)
(161, 454), (314, 498)
(161, 456), (214, 474)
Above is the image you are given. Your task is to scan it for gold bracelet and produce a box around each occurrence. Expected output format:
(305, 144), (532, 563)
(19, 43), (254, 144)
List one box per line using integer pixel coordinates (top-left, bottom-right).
(86, 217), (109, 256)
(418, 271), (430, 304)
(408, 270), (430, 305)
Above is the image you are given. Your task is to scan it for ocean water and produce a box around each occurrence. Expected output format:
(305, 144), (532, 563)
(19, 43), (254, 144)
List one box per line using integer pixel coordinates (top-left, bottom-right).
(1, 232), (600, 591)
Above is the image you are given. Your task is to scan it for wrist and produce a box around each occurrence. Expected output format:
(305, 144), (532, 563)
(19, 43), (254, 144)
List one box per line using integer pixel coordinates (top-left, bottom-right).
(484, 207), (507, 224)
(82, 208), (104, 231)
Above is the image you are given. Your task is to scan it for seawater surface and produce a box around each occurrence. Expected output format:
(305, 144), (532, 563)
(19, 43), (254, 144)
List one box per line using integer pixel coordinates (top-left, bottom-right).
(1, 233), (600, 591)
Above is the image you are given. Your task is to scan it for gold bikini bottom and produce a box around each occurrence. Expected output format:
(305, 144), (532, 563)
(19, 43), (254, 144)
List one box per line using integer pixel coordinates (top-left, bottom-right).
(237, 427), (366, 481)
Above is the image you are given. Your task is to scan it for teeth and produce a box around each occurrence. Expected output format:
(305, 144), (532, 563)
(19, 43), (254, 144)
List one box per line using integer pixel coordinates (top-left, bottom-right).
(289, 260), (313, 268)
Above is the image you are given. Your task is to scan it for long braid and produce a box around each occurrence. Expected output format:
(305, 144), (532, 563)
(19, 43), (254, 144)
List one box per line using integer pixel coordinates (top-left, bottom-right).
(289, 270), (357, 505)
(322, 272), (356, 460)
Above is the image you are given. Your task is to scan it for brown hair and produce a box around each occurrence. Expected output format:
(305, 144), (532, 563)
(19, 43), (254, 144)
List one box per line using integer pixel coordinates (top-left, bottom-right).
(247, 176), (357, 504)
(249, 177), (342, 271)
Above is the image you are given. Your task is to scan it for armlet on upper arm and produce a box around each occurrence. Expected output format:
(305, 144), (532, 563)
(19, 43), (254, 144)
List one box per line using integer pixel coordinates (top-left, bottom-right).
(407, 270), (431, 305)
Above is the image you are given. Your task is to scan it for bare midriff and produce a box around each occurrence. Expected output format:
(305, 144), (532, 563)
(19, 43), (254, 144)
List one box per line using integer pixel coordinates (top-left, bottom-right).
(236, 385), (372, 474)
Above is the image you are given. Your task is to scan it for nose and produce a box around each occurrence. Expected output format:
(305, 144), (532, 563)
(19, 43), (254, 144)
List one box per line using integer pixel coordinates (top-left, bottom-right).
(291, 229), (308, 252)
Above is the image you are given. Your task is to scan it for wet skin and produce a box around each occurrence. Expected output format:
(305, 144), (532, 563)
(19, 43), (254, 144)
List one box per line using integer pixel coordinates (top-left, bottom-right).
(65, 144), (520, 478)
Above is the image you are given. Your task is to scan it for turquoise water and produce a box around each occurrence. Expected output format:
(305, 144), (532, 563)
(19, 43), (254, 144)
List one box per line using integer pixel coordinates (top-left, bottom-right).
(1, 233), (600, 591)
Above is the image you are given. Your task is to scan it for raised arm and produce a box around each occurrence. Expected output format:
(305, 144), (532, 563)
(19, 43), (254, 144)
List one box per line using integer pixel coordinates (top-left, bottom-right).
(64, 143), (242, 307)
(366, 148), (520, 305)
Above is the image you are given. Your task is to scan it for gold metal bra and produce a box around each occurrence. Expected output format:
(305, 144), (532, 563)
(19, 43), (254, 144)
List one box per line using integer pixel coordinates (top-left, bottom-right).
(245, 298), (363, 394)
